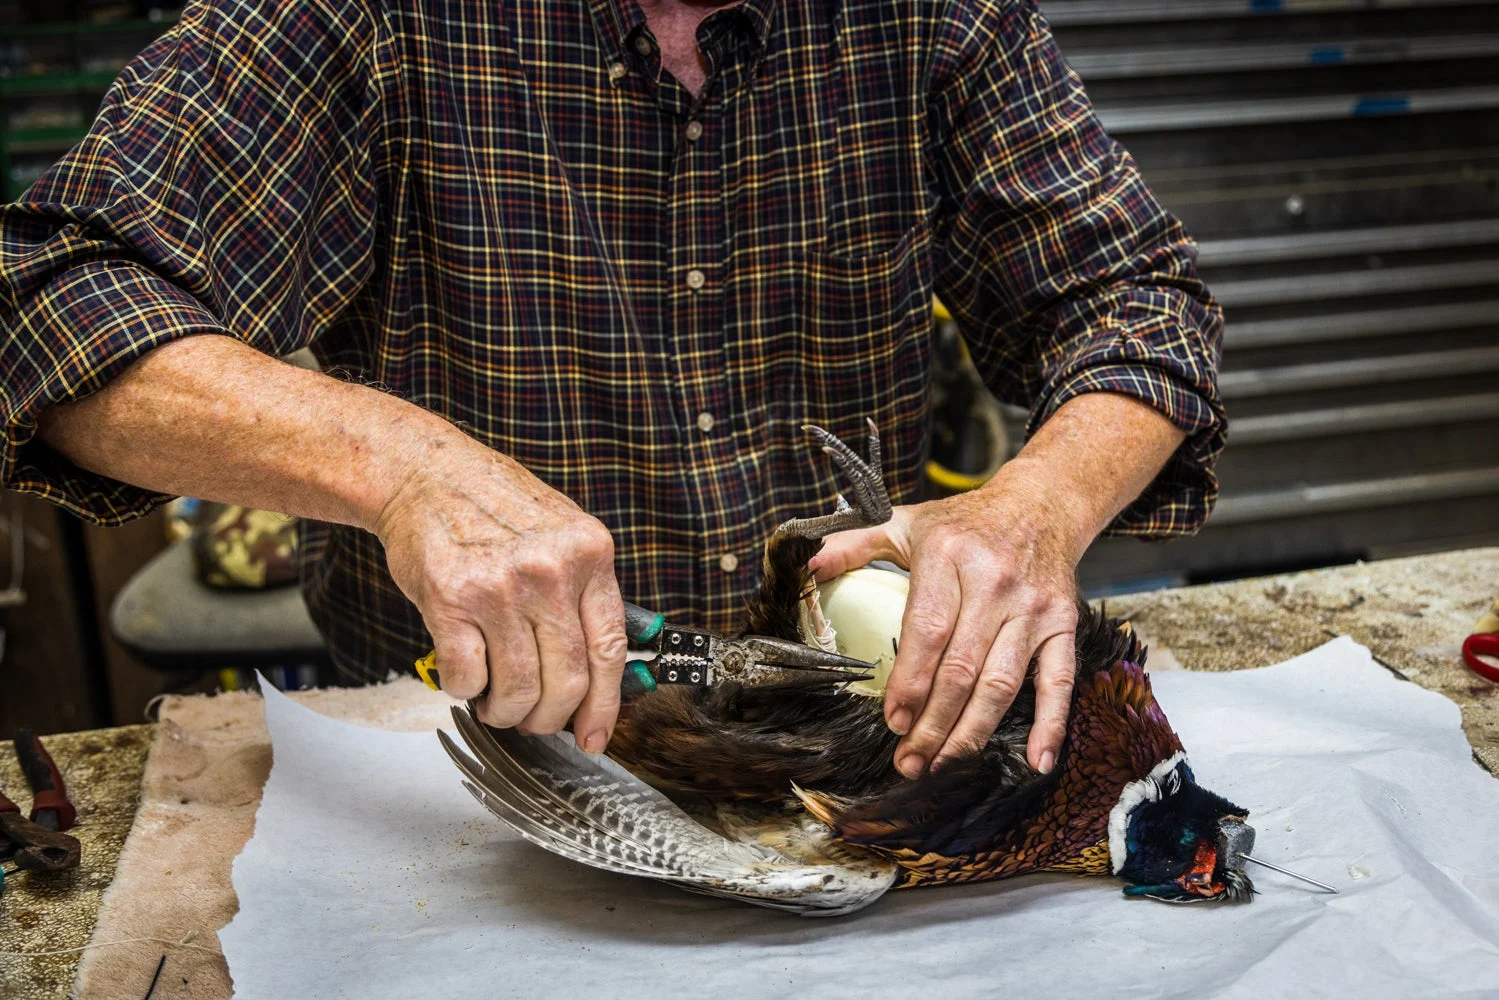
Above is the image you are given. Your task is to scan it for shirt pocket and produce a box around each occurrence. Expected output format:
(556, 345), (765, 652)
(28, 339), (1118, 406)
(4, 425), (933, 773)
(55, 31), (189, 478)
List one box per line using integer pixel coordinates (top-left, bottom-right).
(794, 221), (934, 498)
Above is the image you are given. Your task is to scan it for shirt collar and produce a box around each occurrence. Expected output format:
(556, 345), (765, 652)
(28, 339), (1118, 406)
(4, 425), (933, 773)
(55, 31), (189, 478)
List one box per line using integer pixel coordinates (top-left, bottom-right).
(587, 0), (777, 61)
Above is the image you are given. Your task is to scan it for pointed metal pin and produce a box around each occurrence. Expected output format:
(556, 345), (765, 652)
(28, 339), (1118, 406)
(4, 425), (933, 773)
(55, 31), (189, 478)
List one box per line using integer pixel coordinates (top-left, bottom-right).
(1238, 853), (1339, 893)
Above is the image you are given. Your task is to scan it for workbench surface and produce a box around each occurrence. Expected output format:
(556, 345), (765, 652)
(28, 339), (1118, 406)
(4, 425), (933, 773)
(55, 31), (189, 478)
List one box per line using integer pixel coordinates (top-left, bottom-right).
(2, 546), (1494, 999)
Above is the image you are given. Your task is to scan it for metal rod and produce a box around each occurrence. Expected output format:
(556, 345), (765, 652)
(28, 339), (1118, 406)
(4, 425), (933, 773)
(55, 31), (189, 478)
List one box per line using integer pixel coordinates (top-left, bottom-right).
(1238, 853), (1340, 894)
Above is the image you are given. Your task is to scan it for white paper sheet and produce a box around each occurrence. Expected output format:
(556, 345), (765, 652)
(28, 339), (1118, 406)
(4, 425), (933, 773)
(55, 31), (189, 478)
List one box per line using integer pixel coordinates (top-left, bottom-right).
(220, 638), (1499, 998)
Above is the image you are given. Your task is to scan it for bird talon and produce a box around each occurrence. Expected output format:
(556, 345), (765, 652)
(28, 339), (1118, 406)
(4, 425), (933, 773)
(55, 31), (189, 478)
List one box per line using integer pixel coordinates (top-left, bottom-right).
(776, 423), (891, 542)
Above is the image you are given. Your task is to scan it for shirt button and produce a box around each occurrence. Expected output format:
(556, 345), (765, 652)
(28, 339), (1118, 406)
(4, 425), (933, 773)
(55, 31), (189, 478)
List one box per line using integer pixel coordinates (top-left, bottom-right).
(686, 268), (706, 290)
(685, 120), (703, 141)
(719, 553), (739, 574)
(696, 411), (715, 433)
(608, 62), (627, 81)
(634, 35), (654, 55)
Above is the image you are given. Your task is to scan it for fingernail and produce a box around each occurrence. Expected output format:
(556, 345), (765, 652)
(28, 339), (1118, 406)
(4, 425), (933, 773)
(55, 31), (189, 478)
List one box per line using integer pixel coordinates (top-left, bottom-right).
(1039, 750), (1056, 774)
(898, 753), (925, 777)
(888, 708), (912, 735)
(582, 729), (609, 754)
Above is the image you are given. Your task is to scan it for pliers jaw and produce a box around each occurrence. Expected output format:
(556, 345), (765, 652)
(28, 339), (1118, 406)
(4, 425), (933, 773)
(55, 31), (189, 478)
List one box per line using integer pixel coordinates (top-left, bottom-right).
(1, 729), (82, 874)
(0, 808), (80, 872)
(653, 626), (875, 688)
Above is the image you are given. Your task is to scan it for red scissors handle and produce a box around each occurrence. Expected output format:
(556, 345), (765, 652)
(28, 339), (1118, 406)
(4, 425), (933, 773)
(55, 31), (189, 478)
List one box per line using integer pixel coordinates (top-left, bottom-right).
(1463, 632), (1499, 684)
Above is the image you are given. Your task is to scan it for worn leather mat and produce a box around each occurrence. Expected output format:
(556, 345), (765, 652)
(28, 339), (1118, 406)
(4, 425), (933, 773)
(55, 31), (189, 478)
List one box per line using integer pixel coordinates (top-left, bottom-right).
(70, 678), (450, 1000)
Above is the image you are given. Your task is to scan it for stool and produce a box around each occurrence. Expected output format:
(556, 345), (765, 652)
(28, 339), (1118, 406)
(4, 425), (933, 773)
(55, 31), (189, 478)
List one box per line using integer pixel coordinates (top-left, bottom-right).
(111, 538), (328, 688)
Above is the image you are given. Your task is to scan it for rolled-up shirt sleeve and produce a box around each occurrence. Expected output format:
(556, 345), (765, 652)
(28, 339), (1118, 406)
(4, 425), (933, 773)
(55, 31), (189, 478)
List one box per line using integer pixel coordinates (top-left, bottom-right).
(925, 0), (1225, 539)
(0, 0), (381, 524)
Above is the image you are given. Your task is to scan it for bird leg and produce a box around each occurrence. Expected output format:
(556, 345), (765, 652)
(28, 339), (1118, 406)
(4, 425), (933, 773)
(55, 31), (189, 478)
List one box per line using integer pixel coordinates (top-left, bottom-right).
(742, 421), (893, 642)
(770, 421), (892, 544)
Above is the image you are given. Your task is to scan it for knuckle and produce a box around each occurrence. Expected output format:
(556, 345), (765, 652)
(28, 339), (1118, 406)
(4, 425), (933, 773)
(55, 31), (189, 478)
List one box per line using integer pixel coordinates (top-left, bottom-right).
(591, 629), (629, 665)
(976, 669), (1021, 705)
(903, 726), (946, 757)
(587, 682), (622, 714)
(491, 665), (541, 705)
(557, 670), (591, 705)
(985, 562), (1019, 589)
(444, 572), (491, 607)
(1017, 590), (1052, 617)
(887, 673), (929, 705)
(581, 522), (615, 561)
(938, 654), (981, 688)
(473, 565), (520, 602)
(518, 559), (568, 594)
(1042, 668), (1077, 696)
(480, 693), (527, 729)
(904, 609), (951, 644)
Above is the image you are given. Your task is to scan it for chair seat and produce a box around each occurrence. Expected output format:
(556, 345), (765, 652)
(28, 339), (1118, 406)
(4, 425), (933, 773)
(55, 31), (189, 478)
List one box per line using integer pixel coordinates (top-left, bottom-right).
(111, 539), (327, 671)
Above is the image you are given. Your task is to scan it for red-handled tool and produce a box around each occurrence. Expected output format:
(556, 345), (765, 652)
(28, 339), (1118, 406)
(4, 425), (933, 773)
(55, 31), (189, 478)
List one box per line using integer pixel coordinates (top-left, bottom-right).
(1463, 632), (1499, 685)
(0, 789), (80, 872)
(13, 728), (76, 832)
(0, 729), (81, 873)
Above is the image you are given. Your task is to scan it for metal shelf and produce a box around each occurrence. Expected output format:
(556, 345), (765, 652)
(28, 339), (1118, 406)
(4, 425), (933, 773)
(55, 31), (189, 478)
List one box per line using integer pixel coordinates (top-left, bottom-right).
(1199, 218), (1499, 266)
(1095, 85), (1499, 133)
(1219, 345), (1499, 398)
(0, 17), (178, 201)
(3, 126), (89, 147)
(1230, 392), (1499, 444)
(1212, 259), (1499, 309)
(1225, 300), (1499, 349)
(1211, 466), (1499, 526)
(0, 72), (128, 95)
(1043, 0), (1499, 27)
(0, 16), (177, 38)
(1067, 35), (1499, 79)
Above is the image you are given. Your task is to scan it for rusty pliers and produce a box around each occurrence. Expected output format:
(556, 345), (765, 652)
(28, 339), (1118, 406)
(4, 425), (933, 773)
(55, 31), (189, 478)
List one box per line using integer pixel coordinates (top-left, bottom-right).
(1, 729), (81, 875)
(416, 600), (873, 698)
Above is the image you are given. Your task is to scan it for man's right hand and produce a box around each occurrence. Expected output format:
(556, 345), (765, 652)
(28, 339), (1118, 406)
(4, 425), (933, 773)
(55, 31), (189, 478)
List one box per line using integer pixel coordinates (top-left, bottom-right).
(34, 335), (629, 748)
(373, 434), (629, 751)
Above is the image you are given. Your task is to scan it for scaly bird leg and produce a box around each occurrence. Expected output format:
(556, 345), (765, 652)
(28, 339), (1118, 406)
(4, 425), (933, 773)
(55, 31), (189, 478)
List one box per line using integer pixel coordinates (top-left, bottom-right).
(771, 420), (892, 543)
(744, 421), (893, 642)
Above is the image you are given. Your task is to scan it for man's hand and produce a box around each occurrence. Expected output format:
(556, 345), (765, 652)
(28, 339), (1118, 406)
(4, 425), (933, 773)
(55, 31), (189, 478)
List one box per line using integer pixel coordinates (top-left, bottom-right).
(809, 474), (1084, 778)
(375, 437), (629, 750)
(37, 336), (630, 749)
(807, 392), (1189, 778)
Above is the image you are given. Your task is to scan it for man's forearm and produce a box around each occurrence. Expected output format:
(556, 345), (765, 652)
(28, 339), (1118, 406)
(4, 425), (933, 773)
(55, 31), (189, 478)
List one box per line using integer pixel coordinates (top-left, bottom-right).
(986, 391), (1189, 560)
(38, 333), (632, 744)
(37, 334), (452, 529)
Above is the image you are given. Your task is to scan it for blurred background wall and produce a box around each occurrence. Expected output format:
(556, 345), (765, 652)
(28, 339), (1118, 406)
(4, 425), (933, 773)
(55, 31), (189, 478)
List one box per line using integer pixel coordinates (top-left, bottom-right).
(930, 0), (1499, 594)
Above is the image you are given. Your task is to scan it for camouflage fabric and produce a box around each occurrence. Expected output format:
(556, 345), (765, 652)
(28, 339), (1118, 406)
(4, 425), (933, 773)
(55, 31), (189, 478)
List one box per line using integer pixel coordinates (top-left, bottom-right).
(191, 503), (299, 590)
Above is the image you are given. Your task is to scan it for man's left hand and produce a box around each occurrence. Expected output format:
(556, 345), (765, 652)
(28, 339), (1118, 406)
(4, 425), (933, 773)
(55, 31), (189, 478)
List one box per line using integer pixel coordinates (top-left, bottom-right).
(808, 471), (1085, 778)
(805, 391), (1191, 780)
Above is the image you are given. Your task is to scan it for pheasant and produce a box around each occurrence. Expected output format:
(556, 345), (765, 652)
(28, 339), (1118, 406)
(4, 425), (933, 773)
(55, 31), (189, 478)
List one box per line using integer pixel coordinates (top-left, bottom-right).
(441, 423), (1256, 916)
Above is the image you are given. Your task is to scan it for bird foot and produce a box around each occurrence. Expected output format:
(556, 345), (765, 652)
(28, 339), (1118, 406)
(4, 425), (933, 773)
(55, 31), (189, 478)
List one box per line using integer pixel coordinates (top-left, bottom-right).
(773, 420), (892, 542)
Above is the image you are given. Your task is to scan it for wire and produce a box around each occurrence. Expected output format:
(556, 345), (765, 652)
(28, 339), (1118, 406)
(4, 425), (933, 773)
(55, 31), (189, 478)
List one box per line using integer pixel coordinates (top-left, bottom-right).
(0, 931), (223, 959)
(141, 954), (168, 1000)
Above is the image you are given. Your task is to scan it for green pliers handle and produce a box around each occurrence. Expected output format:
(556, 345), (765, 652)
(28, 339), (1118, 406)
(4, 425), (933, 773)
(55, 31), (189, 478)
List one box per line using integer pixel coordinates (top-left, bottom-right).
(416, 601), (668, 699)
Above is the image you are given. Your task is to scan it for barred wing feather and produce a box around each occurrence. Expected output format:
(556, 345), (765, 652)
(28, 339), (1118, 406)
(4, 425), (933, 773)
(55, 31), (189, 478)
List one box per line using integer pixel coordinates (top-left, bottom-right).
(440, 706), (897, 916)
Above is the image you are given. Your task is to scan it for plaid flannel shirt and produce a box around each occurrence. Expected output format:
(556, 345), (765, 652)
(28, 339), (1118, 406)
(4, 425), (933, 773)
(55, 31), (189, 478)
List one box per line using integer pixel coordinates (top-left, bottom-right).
(0, 0), (1224, 682)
